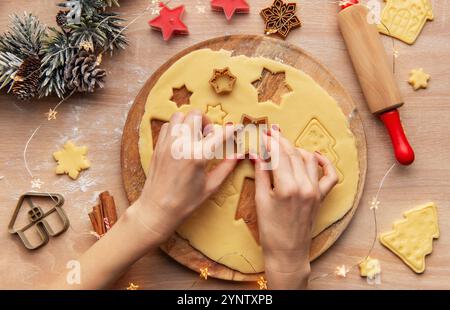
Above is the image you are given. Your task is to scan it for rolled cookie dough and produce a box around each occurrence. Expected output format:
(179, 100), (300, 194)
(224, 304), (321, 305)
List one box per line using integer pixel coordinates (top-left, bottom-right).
(139, 49), (359, 273)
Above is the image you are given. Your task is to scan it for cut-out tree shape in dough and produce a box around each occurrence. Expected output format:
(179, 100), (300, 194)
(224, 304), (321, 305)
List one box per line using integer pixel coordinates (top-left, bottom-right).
(211, 172), (238, 207)
(296, 118), (343, 182)
(170, 85), (193, 108)
(252, 68), (292, 105)
(206, 104), (228, 124)
(235, 178), (259, 243)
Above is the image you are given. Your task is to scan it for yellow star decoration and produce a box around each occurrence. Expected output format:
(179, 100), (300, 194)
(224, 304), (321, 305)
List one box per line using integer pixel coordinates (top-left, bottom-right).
(335, 265), (349, 278)
(199, 267), (210, 280)
(408, 68), (430, 90)
(359, 257), (381, 280)
(126, 283), (139, 290)
(206, 104), (227, 124)
(257, 276), (268, 290)
(45, 108), (58, 121)
(53, 141), (90, 180)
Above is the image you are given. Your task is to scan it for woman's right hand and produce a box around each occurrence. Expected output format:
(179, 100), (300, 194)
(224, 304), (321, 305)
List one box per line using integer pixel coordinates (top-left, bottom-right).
(254, 128), (338, 289)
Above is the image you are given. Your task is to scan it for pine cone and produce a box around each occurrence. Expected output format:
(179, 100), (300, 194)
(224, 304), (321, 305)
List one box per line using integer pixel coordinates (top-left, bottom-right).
(64, 50), (106, 93)
(12, 55), (41, 101)
(56, 10), (68, 28)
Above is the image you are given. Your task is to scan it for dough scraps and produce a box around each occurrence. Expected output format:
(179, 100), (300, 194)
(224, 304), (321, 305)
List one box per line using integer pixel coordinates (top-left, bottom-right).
(380, 202), (439, 273)
(139, 49), (359, 273)
(378, 0), (433, 45)
(53, 140), (90, 180)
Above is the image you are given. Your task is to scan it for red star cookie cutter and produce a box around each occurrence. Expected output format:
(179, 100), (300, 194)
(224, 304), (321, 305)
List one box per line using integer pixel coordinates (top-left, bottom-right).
(149, 3), (189, 41)
(211, 0), (250, 21)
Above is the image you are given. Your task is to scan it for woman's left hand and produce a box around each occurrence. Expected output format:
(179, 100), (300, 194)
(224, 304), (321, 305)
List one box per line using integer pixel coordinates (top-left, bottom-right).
(128, 110), (238, 247)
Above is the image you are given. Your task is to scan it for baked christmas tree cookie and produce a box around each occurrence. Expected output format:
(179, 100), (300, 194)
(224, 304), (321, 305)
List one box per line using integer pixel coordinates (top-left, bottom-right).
(139, 49), (360, 273)
(380, 203), (439, 273)
(378, 0), (433, 44)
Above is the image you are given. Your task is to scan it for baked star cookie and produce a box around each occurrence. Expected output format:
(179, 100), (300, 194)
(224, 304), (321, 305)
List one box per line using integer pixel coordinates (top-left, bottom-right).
(378, 0), (434, 44)
(408, 68), (430, 90)
(380, 203), (439, 273)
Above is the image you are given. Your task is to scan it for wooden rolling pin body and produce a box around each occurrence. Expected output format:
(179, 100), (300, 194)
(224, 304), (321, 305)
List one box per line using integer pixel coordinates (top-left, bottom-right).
(338, 4), (403, 114)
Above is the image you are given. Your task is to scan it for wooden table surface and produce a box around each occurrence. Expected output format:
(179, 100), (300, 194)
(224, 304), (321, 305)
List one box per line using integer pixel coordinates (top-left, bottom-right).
(1, 0), (449, 290)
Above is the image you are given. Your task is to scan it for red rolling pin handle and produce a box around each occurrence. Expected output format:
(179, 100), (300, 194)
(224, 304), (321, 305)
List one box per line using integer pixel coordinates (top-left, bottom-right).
(379, 109), (415, 165)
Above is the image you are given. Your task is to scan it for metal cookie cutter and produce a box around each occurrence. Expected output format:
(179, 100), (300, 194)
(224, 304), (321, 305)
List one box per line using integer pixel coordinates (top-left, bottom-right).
(8, 192), (70, 250)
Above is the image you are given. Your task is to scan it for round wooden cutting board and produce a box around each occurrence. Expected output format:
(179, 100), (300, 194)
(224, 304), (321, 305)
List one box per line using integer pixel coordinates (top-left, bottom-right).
(121, 35), (367, 281)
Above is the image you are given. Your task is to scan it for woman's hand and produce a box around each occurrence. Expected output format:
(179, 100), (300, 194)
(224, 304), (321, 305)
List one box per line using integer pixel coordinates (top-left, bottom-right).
(128, 110), (238, 247)
(254, 128), (338, 289)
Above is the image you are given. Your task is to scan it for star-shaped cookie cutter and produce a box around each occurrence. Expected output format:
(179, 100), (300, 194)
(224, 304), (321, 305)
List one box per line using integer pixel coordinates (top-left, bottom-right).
(8, 192), (69, 250)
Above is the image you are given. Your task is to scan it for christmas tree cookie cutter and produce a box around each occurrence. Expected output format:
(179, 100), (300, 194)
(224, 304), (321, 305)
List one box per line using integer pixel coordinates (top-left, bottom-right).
(8, 192), (69, 250)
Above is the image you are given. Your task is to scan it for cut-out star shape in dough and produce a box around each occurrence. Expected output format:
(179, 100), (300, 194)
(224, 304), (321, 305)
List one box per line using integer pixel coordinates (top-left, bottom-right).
(209, 68), (237, 94)
(206, 104), (228, 124)
(211, 0), (250, 21)
(53, 141), (90, 180)
(408, 68), (430, 90)
(252, 68), (292, 105)
(170, 85), (193, 108)
(148, 3), (189, 41)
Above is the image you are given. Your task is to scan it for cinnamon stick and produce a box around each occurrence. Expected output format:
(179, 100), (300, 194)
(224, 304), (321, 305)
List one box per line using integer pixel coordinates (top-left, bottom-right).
(88, 212), (99, 234)
(99, 191), (118, 228)
(93, 204), (105, 235)
(88, 191), (119, 237)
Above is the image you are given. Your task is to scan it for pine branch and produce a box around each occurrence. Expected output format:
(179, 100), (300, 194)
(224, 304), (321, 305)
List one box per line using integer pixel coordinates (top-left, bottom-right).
(93, 12), (127, 53)
(39, 28), (76, 98)
(68, 11), (127, 54)
(68, 16), (107, 51)
(0, 13), (47, 59)
(0, 52), (22, 91)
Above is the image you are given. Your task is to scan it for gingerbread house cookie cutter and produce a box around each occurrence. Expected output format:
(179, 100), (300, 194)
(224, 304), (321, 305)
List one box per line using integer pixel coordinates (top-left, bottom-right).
(8, 192), (69, 250)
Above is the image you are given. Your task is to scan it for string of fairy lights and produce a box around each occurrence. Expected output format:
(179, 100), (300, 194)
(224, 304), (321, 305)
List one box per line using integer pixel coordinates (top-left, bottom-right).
(14, 0), (402, 289)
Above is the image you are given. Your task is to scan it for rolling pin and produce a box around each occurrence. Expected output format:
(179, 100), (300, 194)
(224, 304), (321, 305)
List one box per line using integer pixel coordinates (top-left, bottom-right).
(337, 1), (415, 165)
